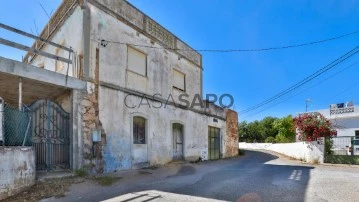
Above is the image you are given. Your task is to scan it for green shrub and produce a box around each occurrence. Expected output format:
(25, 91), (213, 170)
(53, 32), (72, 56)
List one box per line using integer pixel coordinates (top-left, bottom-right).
(74, 168), (88, 177)
(325, 138), (334, 155)
(265, 136), (276, 143)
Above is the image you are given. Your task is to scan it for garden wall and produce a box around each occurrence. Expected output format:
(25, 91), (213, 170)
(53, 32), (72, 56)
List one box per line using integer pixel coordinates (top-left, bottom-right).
(239, 141), (324, 163)
(0, 147), (36, 200)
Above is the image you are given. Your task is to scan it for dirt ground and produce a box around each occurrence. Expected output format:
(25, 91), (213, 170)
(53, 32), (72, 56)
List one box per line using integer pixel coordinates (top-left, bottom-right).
(3, 177), (84, 202)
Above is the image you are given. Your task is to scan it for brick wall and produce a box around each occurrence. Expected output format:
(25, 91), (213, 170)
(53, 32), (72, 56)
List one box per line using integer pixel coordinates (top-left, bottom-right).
(225, 109), (239, 157)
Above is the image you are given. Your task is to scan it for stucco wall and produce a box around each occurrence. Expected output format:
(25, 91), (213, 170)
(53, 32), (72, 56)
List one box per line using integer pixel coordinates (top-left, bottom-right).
(99, 87), (227, 172)
(89, 4), (202, 103)
(0, 147), (35, 200)
(30, 5), (84, 77)
(239, 142), (324, 163)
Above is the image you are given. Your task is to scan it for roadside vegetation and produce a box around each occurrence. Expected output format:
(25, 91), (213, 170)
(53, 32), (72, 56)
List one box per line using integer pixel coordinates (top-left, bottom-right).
(238, 115), (296, 143)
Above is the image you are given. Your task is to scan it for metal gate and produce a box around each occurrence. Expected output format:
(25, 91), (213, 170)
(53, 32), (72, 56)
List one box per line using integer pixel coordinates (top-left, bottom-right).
(30, 100), (70, 171)
(208, 126), (220, 160)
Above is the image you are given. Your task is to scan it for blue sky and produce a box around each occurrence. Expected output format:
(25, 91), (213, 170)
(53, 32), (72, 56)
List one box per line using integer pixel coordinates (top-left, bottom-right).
(1, 1), (359, 122)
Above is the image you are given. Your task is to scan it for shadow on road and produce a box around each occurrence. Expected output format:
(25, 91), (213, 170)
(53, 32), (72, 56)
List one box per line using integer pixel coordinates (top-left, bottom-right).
(166, 150), (315, 202)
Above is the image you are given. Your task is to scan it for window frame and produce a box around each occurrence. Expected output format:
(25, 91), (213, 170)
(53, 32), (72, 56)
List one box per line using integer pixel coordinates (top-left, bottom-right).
(127, 46), (148, 77)
(133, 116), (147, 144)
(172, 68), (186, 92)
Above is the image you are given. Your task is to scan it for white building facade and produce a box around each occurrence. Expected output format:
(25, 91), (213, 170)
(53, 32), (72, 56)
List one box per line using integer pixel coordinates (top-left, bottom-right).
(299, 103), (359, 138)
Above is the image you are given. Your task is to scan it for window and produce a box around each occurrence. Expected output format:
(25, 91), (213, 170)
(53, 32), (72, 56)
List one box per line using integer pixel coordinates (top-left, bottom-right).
(356, 130), (359, 138)
(127, 46), (147, 76)
(173, 69), (185, 91)
(133, 116), (146, 144)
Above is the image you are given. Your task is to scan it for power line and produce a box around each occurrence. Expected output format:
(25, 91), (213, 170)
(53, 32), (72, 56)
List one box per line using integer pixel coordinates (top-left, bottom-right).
(239, 46), (359, 114)
(98, 30), (359, 52)
(241, 61), (359, 119)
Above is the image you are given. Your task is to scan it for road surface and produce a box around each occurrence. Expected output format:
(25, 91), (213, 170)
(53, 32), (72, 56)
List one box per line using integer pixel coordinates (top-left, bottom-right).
(44, 150), (359, 202)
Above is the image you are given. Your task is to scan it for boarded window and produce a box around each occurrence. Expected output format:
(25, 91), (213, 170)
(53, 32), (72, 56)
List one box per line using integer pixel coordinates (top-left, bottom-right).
(133, 116), (146, 144)
(173, 69), (185, 91)
(128, 46), (147, 76)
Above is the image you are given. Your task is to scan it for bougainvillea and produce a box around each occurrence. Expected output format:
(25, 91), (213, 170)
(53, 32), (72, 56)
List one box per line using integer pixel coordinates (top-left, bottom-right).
(293, 113), (337, 142)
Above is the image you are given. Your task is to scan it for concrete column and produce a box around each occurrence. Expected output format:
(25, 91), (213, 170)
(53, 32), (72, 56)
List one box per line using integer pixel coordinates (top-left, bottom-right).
(71, 89), (84, 170)
(82, 0), (91, 79)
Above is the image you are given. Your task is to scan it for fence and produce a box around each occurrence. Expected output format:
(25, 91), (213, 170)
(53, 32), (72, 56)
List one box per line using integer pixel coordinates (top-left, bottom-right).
(1, 103), (32, 146)
(324, 136), (359, 164)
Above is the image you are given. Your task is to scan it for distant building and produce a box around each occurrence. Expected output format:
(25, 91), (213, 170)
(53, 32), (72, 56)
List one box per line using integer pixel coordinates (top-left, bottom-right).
(298, 102), (359, 138)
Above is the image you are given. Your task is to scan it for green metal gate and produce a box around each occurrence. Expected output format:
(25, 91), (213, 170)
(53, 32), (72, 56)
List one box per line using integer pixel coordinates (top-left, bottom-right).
(30, 100), (70, 171)
(208, 126), (220, 160)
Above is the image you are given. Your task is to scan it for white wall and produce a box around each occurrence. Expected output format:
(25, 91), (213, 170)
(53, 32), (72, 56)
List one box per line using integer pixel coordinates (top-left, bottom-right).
(331, 117), (359, 137)
(99, 87), (227, 172)
(239, 142), (324, 163)
(90, 4), (202, 103)
(0, 147), (35, 200)
(89, 4), (228, 172)
(30, 6), (84, 78)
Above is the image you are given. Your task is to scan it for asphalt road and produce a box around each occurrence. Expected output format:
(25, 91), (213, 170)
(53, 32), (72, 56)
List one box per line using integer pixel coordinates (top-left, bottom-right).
(45, 150), (359, 202)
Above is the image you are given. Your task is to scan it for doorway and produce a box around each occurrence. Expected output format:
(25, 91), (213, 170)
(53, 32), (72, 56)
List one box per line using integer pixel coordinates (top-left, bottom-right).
(208, 126), (220, 160)
(173, 123), (184, 160)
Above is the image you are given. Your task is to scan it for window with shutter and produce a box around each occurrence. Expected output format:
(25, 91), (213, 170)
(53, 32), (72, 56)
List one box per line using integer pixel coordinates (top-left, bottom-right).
(127, 46), (147, 76)
(173, 69), (185, 91)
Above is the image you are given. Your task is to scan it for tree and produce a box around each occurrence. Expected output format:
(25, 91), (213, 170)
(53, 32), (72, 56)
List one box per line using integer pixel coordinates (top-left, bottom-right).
(293, 113), (337, 141)
(261, 116), (279, 138)
(238, 121), (248, 142)
(238, 116), (278, 143)
(273, 115), (296, 143)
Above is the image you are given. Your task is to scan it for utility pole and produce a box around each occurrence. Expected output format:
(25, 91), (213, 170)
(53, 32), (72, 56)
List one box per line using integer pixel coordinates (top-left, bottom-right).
(305, 99), (311, 112)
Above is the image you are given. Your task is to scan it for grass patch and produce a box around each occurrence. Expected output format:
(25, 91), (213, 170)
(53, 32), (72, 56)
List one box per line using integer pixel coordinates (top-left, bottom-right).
(325, 155), (359, 165)
(74, 168), (88, 177)
(93, 176), (121, 186)
(3, 177), (84, 202)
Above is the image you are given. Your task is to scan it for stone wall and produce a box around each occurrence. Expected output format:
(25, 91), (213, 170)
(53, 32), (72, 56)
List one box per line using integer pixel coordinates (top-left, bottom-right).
(0, 147), (35, 200)
(80, 81), (107, 173)
(225, 109), (239, 157)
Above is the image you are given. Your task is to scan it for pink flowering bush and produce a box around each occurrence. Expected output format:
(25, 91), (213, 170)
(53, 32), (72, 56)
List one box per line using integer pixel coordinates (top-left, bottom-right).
(293, 113), (337, 141)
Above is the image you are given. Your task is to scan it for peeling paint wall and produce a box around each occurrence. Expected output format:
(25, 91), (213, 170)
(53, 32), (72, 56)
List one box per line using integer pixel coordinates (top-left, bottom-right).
(224, 109), (239, 157)
(99, 87), (227, 171)
(30, 5), (84, 78)
(25, 0), (238, 173)
(88, 2), (231, 172)
(0, 147), (35, 200)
